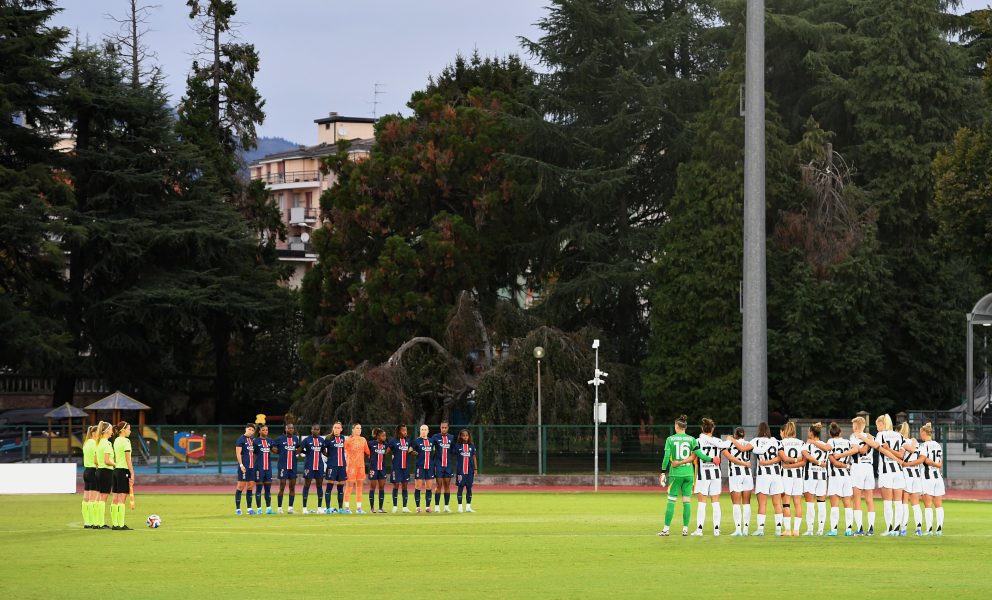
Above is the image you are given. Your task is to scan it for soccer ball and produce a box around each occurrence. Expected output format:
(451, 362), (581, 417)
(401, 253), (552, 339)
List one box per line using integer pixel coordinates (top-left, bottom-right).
(146, 515), (161, 528)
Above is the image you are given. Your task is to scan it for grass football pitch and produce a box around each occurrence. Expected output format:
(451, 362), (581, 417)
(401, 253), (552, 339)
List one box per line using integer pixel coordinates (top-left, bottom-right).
(1, 492), (989, 599)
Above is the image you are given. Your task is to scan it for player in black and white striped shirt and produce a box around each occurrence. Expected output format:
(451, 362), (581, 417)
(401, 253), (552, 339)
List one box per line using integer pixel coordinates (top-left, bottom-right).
(779, 422), (805, 536)
(826, 422), (858, 536)
(898, 422), (925, 536)
(918, 422), (945, 535)
(727, 427), (754, 536)
(870, 414), (910, 536)
(849, 415), (877, 536)
(692, 418), (730, 536)
(801, 422), (831, 536)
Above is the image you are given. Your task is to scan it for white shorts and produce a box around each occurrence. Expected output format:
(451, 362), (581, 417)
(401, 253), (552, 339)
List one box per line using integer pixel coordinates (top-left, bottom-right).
(755, 474), (784, 495)
(922, 478), (945, 497)
(781, 476), (804, 497)
(878, 471), (905, 490)
(803, 478), (827, 497)
(904, 476), (923, 494)
(827, 476), (853, 498)
(694, 478), (722, 496)
(729, 474), (754, 493)
(850, 464), (875, 490)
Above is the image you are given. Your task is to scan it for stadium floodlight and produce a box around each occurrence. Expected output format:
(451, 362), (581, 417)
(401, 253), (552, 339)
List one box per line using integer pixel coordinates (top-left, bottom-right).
(534, 346), (545, 475)
(588, 341), (607, 491)
(592, 339), (600, 349)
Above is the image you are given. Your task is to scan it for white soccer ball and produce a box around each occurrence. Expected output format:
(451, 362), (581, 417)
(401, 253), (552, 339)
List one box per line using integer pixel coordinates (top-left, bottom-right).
(146, 514), (161, 528)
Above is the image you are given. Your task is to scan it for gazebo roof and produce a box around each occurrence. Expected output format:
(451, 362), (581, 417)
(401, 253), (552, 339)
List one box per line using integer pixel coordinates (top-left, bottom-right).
(84, 391), (150, 411)
(44, 402), (89, 419)
(970, 293), (992, 324)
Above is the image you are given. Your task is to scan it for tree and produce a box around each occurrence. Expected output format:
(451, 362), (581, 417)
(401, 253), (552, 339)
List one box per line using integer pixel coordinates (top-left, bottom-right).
(106, 0), (159, 88)
(301, 55), (541, 376)
(0, 0), (71, 373)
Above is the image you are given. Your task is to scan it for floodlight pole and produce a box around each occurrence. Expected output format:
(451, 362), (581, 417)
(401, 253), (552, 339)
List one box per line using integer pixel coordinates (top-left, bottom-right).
(589, 340), (606, 492)
(742, 0), (768, 434)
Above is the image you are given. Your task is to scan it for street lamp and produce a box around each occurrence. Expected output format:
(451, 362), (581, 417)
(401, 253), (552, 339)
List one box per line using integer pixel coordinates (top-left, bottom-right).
(588, 339), (607, 491)
(533, 346), (545, 475)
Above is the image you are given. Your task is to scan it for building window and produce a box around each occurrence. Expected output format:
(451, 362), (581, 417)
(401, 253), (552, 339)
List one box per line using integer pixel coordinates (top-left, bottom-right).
(292, 193), (301, 208)
(305, 191), (313, 208)
(278, 194), (285, 211)
(325, 123), (330, 130)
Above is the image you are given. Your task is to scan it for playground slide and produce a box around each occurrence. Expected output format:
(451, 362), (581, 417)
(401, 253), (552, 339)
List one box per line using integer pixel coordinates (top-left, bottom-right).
(142, 427), (201, 464)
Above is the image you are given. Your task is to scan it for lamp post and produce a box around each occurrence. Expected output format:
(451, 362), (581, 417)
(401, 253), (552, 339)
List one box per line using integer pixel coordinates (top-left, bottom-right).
(588, 339), (607, 491)
(533, 346), (545, 475)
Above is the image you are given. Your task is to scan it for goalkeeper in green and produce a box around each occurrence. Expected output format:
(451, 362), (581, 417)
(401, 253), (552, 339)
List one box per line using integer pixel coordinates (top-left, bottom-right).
(658, 414), (718, 536)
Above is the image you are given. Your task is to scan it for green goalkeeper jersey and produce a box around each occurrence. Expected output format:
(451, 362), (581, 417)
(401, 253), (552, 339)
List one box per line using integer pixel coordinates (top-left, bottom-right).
(662, 432), (712, 477)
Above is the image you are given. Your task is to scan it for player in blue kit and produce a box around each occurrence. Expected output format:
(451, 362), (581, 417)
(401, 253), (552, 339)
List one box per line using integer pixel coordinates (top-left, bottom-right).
(323, 421), (348, 514)
(272, 422), (300, 513)
(410, 424), (435, 513)
(368, 428), (389, 513)
(299, 424), (325, 514)
(455, 429), (478, 512)
(431, 421), (455, 513)
(388, 425), (412, 513)
(253, 425), (274, 514)
(234, 423), (257, 515)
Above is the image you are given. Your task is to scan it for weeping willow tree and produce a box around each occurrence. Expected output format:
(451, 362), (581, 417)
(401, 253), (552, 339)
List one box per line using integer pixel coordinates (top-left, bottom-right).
(289, 291), (631, 426)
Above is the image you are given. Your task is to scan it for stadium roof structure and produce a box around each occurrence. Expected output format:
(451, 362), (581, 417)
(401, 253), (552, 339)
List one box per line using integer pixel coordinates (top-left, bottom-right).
(970, 293), (992, 325)
(44, 403), (88, 419)
(965, 293), (992, 416)
(85, 391), (150, 411)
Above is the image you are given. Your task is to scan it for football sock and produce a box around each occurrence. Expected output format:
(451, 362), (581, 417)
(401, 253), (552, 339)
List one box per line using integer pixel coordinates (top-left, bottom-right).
(696, 503), (707, 530)
(96, 501), (106, 526)
(288, 494), (295, 507)
(255, 487), (261, 507)
(378, 490), (385, 510)
(817, 501), (827, 532)
(402, 490), (409, 507)
(883, 500), (893, 531)
(109, 504), (117, 527)
(435, 490), (441, 507)
(414, 490), (421, 507)
(774, 512), (782, 534)
(682, 502), (691, 528)
(457, 487), (464, 504)
(913, 504), (922, 528)
(712, 504), (722, 532)
(278, 492), (284, 508)
(356, 501), (361, 510)
(925, 507), (934, 532)
(465, 487), (472, 504)
(82, 500), (89, 526)
(264, 484), (271, 507)
(664, 498), (676, 527)
(314, 482), (323, 507)
(369, 489), (375, 507)
(344, 501), (350, 510)
(742, 505), (751, 531)
(757, 514), (766, 531)
(245, 490), (253, 509)
(830, 507), (839, 531)
(893, 501), (903, 530)
(844, 508), (853, 531)
(302, 485), (309, 508)
(733, 504), (742, 533)
(900, 502), (908, 529)
(793, 516), (801, 531)
(392, 488), (399, 506)
(235, 489), (242, 509)
(868, 511), (876, 531)
(854, 509), (863, 531)
(426, 490), (433, 507)
(444, 492), (450, 506)
(337, 484), (344, 509)
(782, 507), (791, 533)
(936, 507), (944, 530)
(805, 502), (814, 531)
(324, 487), (331, 508)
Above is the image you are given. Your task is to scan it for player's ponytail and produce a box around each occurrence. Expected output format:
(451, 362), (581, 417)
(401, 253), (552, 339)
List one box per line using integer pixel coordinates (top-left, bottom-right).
(828, 422), (841, 437)
(96, 421), (113, 439)
(85, 425), (98, 442)
(920, 422), (933, 439)
(112, 421), (130, 438)
(734, 427), (746, 439)
(877, 414), (893, 431)
(781, 421), (796, 438)
(809, 422), (822, 439)
(897, 421), (910, 437)
(674, 414), (688, 430)
(700, 417), (715, 434)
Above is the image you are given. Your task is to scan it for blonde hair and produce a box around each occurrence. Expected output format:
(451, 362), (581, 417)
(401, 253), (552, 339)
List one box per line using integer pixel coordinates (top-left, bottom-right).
(897, 422), (910, 437)
(96, 421), (113, 438)
(876, 414), (893, 431)
(808, 422), (823, 439)
(85, 425), (98, 441)
(780, 421), (796, 438)
(920, 422), (933, 439)
(851, 416), (866, 432)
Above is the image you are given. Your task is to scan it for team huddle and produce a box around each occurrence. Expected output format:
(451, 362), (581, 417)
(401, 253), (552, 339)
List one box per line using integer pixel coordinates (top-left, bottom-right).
(659, 414), (945, 538)
(233, 421), (479, 516)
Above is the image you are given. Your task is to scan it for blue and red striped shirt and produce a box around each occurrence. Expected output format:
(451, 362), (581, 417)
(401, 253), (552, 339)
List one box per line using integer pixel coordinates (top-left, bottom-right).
(236, 435), (255, 469)
(253, 437), (272, 472)
(430, 433), (453, 469)
(455, 443), (477, 476)
(411, 437), (434, 470)
(273, 434), (299, 471)
(300, 435), (325, 473)
(389, 437), (410, 472)
(323, 435), (346, 468)
(369, 440), (388, 471)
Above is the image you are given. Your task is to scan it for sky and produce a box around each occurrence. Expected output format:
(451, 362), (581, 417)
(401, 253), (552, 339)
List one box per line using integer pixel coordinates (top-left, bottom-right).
(51, 0), (991, 145)
(52, 0), (548, 145)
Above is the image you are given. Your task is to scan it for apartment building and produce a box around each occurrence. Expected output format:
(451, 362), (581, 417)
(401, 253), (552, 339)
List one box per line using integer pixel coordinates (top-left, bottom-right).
(249, 112), (376, 288)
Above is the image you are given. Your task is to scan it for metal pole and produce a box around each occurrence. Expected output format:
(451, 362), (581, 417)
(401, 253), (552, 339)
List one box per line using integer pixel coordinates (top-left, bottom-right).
(594, 346), (599, 492)
(537, 359), (542, 475)
(967, 315), (974, 417)
(742, 0), (768, 434)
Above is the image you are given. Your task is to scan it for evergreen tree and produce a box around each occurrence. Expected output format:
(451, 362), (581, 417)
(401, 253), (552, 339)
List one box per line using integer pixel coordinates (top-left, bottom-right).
(0, 0), (70, 373)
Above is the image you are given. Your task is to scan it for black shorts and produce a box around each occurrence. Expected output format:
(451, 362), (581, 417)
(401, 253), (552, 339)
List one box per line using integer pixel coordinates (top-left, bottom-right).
(83, 467), (98, 491)
(111, 469), (130, 494)
(97, 469), (114, 494)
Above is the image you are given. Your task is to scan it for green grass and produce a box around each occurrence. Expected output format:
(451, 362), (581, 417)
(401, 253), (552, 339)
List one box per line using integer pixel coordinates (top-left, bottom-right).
(1, 493), (990, 599)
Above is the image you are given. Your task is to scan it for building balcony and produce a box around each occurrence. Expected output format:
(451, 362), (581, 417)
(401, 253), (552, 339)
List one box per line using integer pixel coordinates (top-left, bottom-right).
(255, 170), (320, 186)
(288, 207), (319, 226)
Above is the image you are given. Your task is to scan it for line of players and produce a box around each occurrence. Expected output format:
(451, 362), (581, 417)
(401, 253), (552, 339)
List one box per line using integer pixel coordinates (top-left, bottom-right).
(659, 413), (945, 537)
(233, 420), (479, 515)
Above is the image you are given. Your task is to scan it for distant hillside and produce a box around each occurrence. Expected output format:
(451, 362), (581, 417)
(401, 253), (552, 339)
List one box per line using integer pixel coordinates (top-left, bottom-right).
(242, 136), (301, 165)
